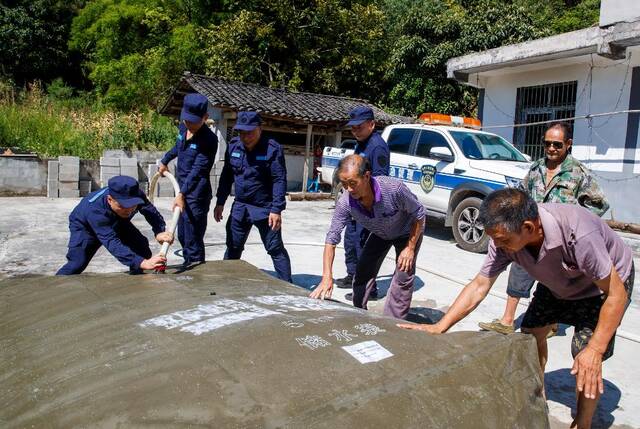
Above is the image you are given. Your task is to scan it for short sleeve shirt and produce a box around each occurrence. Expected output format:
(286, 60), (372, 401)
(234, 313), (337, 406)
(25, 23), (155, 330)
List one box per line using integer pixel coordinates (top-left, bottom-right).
(325, 176), (425, 245)
(479, 203), (633, 300)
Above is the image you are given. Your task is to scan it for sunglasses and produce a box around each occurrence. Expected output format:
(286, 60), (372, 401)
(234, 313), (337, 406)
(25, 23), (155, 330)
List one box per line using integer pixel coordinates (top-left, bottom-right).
(543, 140), (565, 150)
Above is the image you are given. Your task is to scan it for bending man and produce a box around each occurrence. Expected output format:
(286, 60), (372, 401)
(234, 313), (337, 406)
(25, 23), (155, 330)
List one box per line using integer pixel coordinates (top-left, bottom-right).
(57, 176), (171, 275)
(311, 154), (425, 319)
(399, 188), (634, 429)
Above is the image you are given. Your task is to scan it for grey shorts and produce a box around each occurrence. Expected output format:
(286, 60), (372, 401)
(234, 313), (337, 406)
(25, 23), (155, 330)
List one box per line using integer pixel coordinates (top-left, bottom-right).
(506, 263), (536, 299)
(520, 265), (635, 361)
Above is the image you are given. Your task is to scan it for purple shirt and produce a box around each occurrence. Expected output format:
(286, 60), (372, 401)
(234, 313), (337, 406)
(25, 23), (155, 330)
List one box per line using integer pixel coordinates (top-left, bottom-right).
(479, 203), (633, 300)
(325, 176), (425, 245)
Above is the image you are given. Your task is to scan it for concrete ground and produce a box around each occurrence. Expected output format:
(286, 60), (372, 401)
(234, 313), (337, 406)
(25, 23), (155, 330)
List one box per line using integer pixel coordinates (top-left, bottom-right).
(1, 196), (639, 428)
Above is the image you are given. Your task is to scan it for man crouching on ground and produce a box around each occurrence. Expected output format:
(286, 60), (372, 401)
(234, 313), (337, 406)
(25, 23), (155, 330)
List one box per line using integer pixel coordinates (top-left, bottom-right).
(399, 188), (634, 429)
(310, 154), (425, 319)
(57, 176), (172, 275)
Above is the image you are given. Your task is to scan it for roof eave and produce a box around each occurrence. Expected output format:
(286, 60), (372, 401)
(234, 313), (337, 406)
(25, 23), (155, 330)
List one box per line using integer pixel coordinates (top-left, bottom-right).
(447, 20), (640, 85)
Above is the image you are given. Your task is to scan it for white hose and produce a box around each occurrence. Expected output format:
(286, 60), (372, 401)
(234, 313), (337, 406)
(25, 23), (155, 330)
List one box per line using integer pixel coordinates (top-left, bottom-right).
(148, 171), (181, 258)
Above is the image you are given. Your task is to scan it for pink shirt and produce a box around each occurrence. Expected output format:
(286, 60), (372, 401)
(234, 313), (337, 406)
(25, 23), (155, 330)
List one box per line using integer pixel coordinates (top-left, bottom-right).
(480, 203), (633, 300)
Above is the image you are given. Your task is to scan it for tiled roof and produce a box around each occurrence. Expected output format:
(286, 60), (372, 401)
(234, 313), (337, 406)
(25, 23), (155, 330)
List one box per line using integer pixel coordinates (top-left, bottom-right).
(160, 72), (413, 126)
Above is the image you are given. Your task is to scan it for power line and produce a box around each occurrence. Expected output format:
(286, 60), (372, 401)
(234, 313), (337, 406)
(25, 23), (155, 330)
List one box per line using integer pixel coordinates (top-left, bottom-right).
(482, 108), (640, 129)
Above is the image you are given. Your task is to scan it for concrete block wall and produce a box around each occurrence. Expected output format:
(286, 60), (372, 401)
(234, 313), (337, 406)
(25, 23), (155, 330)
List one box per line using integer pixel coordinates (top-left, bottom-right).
(47, 160), (59, 198)
(58, 156), (80, 198)
(119, 157), (139, 179)
(100, 157), (122, 186)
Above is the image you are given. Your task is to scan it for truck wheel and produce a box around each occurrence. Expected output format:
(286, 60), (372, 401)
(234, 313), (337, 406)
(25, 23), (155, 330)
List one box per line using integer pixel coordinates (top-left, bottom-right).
(451, 197), (489, 253)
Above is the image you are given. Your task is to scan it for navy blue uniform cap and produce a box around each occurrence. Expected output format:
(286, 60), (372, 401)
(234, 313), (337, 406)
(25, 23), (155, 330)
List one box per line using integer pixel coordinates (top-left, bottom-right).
(108, 176), (145, 208)
(346, 106), (375, 126)
(347, 106), (374, 127)
(180, 93), (209, 122)
(234, 111), (262, 131)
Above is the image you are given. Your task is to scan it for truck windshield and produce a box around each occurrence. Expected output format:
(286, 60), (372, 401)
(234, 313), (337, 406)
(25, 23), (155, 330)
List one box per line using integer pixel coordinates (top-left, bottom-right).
(450, 131), (528, 162)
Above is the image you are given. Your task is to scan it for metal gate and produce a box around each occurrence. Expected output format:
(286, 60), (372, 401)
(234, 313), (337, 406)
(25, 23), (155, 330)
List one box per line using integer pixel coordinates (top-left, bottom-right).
(513, 81), (577, 160)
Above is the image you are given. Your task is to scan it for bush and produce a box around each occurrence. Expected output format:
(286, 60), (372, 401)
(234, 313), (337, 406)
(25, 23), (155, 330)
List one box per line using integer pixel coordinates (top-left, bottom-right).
(0, 81), (176, 158)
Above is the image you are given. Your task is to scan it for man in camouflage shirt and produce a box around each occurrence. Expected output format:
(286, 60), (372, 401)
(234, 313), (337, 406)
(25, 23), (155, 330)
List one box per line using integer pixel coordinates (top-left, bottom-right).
(479, 121), (609, 335)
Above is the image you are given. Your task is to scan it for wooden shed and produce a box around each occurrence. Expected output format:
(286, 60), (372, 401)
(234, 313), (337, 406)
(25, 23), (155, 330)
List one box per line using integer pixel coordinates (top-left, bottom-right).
(160, 72), (412, 191)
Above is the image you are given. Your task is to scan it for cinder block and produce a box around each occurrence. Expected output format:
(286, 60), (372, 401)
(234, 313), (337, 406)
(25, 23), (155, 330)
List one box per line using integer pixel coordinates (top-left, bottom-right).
(59, 181), (79, 190)
(119, 157), (138, 167)
(79, 180), (92, 196)
(100, 157), (120, 167)
(59, 171), (80, 182)
(100, 166), (121, 176)
(120, 168), (138, 179)
(59, 155), (80, 182)
(59, 189), (80, 198)
(47, 160), (59, 182)
(58, 156), (80, 165)
(58, 164), (80, 176)
(100, 176), (117, 187)
(47, 180), (58, 198)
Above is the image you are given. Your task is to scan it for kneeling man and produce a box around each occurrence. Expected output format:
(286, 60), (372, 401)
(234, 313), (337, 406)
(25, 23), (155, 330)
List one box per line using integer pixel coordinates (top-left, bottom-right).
(310, 154), (425, 319)
(57, 176), (172, 275)
(399, 188), (634, 429)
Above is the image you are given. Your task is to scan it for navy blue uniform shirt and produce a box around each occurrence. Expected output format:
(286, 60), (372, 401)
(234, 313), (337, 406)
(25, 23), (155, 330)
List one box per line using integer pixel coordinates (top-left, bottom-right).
(355, 131), (390, 177)
(161, 123), (218, 200)
(216, 135), (287, 220)
(68, 188), (166, 269)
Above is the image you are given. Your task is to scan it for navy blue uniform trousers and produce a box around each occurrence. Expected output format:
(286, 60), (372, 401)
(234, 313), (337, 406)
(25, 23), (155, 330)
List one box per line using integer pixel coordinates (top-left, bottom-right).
(57, 221), (151, 275)
(344, 219), (378, 293)
(344, 219), (369, 275)
(178, 198), (210, 264)
(223, 210), (292, 283)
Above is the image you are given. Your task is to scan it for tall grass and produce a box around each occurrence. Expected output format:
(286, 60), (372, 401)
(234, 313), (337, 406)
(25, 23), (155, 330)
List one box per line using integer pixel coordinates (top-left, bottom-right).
(0, 82), (176, 159)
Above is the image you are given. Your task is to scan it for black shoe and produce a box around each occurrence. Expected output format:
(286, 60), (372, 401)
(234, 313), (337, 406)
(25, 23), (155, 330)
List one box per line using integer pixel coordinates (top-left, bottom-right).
(175, 260), (205, 273)
(345, 291), (379, 301)
(335, 274), (353, 289)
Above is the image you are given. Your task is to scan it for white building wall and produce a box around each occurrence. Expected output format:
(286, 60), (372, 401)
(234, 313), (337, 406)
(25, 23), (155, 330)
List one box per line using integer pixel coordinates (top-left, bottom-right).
(600, 0), (640, 27)
(479, 48), (640, 222)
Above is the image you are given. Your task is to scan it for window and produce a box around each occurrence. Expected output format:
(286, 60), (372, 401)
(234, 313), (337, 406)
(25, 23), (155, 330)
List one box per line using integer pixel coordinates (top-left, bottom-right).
(386, 128), (415, 154)
(513, 81), (577, 160)
(340, 139), (356, 149)
(415, 130), (450, 158)
(450, 131), (528, 162)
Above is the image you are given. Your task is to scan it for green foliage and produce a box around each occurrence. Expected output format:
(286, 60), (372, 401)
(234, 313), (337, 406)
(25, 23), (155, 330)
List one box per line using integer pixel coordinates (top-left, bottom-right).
(384, 0), (548, 116)
(1, 0), (605, 158)
(47, 78), (75, 101)
(69, 0), (207, 109)
(0, 0), (85, 86)
(201, 0), (388, 100)
(550, 0), (600, 33)
(0, 82), (175, 158)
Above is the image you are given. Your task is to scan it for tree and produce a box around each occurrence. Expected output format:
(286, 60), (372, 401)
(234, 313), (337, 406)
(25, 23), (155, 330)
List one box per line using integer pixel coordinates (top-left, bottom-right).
(69, 0), (208, 109)
(383, 0), (548, 116)
(0, 0), (85, 86)
(201, 0), (389, 101)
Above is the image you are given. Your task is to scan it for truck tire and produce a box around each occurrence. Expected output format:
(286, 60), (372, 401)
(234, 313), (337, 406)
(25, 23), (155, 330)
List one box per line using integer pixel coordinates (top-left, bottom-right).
(451, 197), (489, 253)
